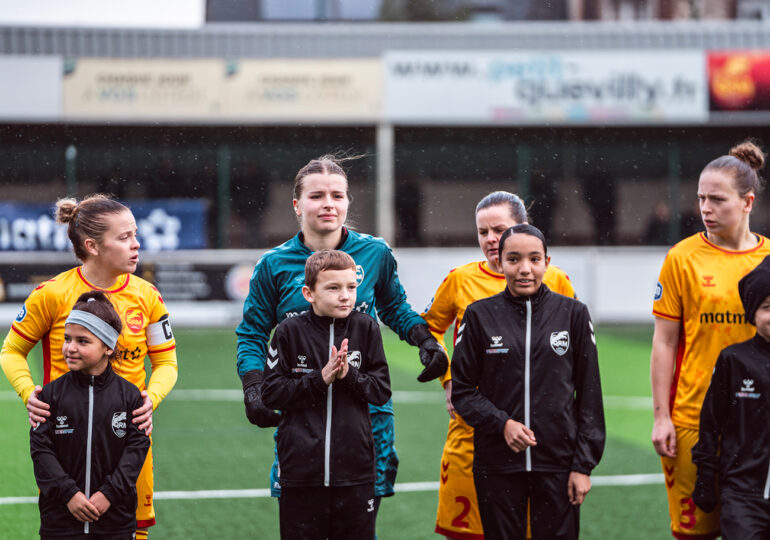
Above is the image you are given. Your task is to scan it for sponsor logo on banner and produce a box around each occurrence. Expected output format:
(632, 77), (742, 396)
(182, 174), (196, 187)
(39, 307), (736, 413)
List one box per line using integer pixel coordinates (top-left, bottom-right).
(385, 51), (707, 124)
(709, 51), (770, 112)
(0, 200), (206, 251)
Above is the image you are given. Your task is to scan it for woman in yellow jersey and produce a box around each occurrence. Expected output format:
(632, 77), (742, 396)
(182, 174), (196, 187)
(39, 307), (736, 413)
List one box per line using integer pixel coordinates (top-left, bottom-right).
(651, 141), (769, 540)
(0, 194), (178, 540)
(423, 191), (575, 540)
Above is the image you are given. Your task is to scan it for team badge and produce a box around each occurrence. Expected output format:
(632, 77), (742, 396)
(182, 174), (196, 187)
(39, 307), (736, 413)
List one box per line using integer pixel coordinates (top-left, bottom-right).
(15, 304), (27, 323)
(347, 350), (362, 368)
(355, 265), (365, 286)
(125, 309), (144, 333)
(112, 412), (127, 438)
(550, 331), (570, 356)
(654, 282), (663, 301)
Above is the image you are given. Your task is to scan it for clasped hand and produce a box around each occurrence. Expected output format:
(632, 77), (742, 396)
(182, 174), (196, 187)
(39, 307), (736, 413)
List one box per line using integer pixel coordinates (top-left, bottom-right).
(322, 338), (349, 385)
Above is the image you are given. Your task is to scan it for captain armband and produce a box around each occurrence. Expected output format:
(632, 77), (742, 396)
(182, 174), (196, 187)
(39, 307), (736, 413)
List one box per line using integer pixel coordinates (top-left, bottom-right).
(147, 315), (174, 348)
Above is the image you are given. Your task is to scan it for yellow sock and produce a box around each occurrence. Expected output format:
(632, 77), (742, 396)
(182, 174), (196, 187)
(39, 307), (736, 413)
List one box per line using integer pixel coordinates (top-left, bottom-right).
(135, 530), (148, 540)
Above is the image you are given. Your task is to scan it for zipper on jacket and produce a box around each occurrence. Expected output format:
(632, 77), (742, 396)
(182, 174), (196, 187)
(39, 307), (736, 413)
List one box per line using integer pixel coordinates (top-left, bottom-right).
(324, 321), (334, 487)
(764, 459), (770, 500)
(524, 300), (532, 472)
(84, 375), (95, 534)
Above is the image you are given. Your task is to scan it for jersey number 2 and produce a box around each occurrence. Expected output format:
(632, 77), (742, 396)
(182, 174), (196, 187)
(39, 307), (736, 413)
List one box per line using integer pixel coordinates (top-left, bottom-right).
(452, 496), (471, 529)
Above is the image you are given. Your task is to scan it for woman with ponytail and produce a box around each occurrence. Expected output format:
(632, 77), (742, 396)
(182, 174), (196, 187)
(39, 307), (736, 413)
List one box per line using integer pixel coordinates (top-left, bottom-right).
(1, 194), (177, 540)
(650, 141), (770, 539)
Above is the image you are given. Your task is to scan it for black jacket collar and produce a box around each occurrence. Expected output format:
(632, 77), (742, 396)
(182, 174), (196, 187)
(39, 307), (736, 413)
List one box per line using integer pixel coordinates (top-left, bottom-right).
(502, 282), (551, 308)
(71, 362), (115, 388)
(307, 307), (351, 333)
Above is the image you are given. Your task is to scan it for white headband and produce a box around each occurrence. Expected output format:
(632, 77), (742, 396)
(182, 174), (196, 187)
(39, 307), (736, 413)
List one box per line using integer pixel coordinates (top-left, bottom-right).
(65, 310), (120, 349)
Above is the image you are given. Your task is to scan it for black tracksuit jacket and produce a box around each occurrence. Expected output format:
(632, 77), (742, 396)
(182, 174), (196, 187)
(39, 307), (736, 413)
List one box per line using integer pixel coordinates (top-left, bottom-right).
(30, 363), (150, 537)
(451, 284), (605, 475)
(261, 309), (391, 488)
(693, 335), (770, 500)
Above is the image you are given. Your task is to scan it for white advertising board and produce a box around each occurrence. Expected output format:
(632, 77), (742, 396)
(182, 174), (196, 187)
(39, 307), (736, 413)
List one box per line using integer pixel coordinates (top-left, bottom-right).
(384, 50), (707, 125)
(0, 56), (62, 120)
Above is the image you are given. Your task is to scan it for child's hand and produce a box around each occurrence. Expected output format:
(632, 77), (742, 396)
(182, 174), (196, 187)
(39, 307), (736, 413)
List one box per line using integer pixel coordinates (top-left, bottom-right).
(336, 339), (349, 380)
(90, 491), (111, 514)
(322, 349), (342, 385)
(567, 471), (592, 505)
(67, 491), (100, 523)
(502, 419), (537, 452)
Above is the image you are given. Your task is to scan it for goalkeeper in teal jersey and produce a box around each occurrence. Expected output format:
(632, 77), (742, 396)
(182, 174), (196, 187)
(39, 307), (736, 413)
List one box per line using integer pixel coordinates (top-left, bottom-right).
(235, 155), (447, 530)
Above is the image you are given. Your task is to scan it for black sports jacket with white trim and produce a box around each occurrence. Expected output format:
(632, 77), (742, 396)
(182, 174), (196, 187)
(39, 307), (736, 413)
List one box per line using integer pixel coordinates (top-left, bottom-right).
(261, 309), (391, 488)
(451, 284), (605, 475)
(693, 335), (770, 500)
(30, 363), (149, 537)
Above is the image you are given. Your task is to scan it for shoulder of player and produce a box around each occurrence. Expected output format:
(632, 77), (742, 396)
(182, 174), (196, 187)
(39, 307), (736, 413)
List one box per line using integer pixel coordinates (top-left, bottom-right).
(126, 274), (164, 300)
(344, 230), (391, 254)
(545, 264), (568, 279)
(29, 267), (79, 296)
(665, 233), (706, 257)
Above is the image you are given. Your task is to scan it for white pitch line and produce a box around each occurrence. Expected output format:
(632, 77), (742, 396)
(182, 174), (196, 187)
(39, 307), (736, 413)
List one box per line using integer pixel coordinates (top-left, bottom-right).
(1, 390), (652, 409)
(0, 475), (664, 505)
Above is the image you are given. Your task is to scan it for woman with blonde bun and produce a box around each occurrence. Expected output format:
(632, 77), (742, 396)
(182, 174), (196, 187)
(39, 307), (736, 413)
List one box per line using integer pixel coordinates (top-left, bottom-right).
(1, 194), (178, 540)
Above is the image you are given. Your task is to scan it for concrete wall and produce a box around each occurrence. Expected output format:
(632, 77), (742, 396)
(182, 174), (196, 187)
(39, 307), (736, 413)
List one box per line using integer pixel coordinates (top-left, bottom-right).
(0, 247), (668, 327)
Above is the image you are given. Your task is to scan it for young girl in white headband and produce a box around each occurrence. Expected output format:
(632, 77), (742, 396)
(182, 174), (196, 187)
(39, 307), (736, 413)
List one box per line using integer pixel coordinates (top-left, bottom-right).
(30, 291), (150, 540)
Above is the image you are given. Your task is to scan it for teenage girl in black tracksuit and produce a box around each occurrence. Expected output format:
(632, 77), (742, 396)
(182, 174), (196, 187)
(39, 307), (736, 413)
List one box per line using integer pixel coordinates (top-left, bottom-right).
(30, 292), (149, 540)
(692, 255), (770, 539)
(452, 224), (605, 540)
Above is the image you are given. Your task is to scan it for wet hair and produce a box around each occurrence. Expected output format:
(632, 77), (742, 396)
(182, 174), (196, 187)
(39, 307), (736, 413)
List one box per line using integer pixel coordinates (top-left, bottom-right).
(701, 140), (766, 198)
(498, 224), (548, 258)
(69, 291), (122, 360)
(304, 250), (356, 290)
(475, 191), (528, 224)
(55, 194), (131, 262)
(293, 154), (362, 201)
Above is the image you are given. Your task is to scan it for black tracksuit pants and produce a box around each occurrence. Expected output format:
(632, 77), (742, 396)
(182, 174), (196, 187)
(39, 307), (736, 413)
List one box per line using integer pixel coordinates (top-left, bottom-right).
(475, 470), (579, 540)
(720, 491), (770, 540)
(280, 483), (375, 540)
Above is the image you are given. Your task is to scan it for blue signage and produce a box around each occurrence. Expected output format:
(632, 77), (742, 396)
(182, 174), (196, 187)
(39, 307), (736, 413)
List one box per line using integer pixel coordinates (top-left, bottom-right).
(0, 199), (208, 251)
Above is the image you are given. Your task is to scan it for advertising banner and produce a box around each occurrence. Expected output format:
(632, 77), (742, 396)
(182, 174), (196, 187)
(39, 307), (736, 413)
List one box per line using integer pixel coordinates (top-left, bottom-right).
(63, 58), (223, 120)
(0, 56), (62, 120)
(384, 50), (708, 124)
(0, 262), (252, 303)
(0, 199), (208, 252)
(708, 50), (770, 112)
(221, 59), (381, 122)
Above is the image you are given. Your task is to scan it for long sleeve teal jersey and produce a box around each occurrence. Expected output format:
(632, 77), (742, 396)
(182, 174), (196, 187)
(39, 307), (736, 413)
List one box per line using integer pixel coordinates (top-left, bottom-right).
(235, 229), (423, 414)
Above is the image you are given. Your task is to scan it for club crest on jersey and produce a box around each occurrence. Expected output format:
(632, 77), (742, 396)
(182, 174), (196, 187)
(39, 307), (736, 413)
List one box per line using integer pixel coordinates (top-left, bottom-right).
(550, 331), (570, 356)
(654, 282), (663, 301)
(125, 309), (144, 333)
(15, 304), (27, 322)
(355, 265), (365, 286)
(347, 350), (362, 368)
(702, 275), (716, 287)
(112, 412), (127, 438)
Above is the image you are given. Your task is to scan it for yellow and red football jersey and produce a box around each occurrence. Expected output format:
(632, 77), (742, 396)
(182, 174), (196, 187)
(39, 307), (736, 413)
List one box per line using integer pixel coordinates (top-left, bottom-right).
(1, 266), (177, 408)
(653, 232), (770, 429)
